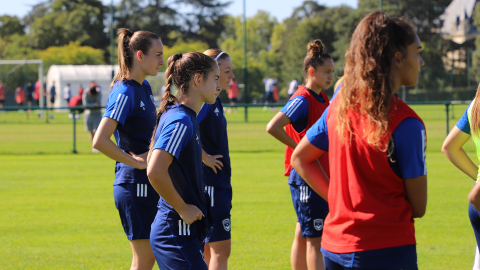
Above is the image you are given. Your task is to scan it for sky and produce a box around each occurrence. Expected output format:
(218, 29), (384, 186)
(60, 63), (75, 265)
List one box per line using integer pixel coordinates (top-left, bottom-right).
(2, 0), (358, 22)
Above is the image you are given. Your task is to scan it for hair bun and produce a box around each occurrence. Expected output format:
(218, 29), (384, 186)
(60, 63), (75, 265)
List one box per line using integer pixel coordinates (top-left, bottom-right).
(307, 39), (326, 57)
(173, 53), (183, 61)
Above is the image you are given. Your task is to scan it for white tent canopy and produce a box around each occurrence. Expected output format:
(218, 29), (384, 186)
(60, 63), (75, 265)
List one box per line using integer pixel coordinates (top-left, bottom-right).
(46, 65), (166, 108)
(46, 65), (119, 108)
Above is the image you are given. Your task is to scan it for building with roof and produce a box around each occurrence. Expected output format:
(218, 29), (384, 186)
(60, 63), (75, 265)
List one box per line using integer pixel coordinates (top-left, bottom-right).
(440, 0), (478, 44)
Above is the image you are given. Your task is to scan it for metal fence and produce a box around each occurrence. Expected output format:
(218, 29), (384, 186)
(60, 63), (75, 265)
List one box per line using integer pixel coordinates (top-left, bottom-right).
(0, 102), (474, 155)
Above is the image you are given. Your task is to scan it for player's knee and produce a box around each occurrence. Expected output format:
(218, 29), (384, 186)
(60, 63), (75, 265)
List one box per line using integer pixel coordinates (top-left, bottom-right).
(212, 245), (231, 259)
(306, 237), (322, 248)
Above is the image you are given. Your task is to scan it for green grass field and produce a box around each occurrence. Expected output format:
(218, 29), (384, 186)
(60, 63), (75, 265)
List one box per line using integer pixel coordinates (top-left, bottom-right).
(0, 105), (478, 269)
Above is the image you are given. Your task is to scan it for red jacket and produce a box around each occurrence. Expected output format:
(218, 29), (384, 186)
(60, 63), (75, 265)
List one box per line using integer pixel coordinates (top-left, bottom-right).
(322, 96), (425, 253)
(284, 85), (330, 177)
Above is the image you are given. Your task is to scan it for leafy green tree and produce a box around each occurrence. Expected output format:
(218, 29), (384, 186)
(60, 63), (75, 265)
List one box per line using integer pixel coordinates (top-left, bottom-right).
(0, 16), (24, 39)
(27, 0), (108, 51)
(219, 12), (278, 101)
(39, 41), (106, 72)
(115, 0), (228, 48)
(472, 2), (480, 81)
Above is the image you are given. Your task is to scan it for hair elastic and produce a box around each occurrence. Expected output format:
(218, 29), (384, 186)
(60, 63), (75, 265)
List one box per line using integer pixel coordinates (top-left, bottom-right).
(214, 51), (225, 61)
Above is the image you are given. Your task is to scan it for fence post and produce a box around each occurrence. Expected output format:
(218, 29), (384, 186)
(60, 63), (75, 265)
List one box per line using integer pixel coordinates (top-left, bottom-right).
(445, 103), (450, 136)
(72, 109), (78, 154)
(244, 106), (248, 122)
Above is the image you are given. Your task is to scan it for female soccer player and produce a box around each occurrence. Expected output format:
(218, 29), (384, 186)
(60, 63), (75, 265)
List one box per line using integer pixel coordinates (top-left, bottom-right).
(442, 89), (480, 269)
(266, 39), (333, 270)
(197, 49), (234, 270)
(291, 11), (427, 270)
(92, 28), (163, 270)
(147, 52), (221, 270)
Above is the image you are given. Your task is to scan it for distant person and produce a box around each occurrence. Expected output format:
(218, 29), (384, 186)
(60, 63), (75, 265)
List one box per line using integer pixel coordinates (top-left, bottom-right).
(50, 82), (56, 107)
(288, 78), (299, 98)
(16, 87), (25, 106)
(227, 79), (239, 114)
(34, 81), (40, 106)
(273, 84), (279, 103)
(84, 84), (102, 153)
(78, 84), (84, 96)
(25, 81), (34, 107)
(68, 87), (84, 118)
(63, 83), (71, 104)
(0, 81), (5, 109)
(263, 77), (277, 105)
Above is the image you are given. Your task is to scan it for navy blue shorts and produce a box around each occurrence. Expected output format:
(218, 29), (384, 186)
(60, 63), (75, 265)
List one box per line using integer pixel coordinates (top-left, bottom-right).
(204, 186), (232, 243)
(150, 207), (208, 270)
(290, 184), (329, 238)
(113, 183), (159, 240)
(469, 202), (480, 248)
(323, 245), (418, 270)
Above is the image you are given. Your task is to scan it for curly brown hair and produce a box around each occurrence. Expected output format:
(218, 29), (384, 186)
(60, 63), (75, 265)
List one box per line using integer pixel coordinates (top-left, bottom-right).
(335, 11), (416, 151)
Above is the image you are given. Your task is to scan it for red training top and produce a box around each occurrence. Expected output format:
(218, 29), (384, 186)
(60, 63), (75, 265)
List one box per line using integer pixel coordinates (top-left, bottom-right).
(284, 85), (330, 177)
(0, 85), (5, 100)
(322, 96), (425, 253)
(16, 87), (25, 104)
(229, 81), (239, 99)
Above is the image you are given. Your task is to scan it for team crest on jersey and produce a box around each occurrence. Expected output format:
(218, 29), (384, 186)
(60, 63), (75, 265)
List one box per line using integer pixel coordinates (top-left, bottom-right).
(140, 101), (145, 110)
(313, 219), (323, 231)
(150, 95), (155, 104)
(222, 218), (231, 232)
(214, 107), (220, 116)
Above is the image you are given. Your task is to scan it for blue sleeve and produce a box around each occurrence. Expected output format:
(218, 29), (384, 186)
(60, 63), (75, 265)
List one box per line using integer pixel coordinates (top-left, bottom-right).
(103, 85), (134, 126)
(455, 105), (471, 135)
(279, 96), (309, 123)
(306, 107), (329, 152)
(392, 118), (427, 178)
(197, 103), (213, 124)
(153, 114), (193, 159)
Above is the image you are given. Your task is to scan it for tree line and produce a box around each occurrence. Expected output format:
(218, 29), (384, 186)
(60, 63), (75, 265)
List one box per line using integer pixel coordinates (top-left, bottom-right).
(0, 0), (474, 102)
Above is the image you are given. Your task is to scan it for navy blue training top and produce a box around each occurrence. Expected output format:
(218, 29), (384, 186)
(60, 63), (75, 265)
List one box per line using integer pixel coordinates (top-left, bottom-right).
(197, 97), (231, 189)
(104, 79), (157, 185)
(152, 103), (209, 238)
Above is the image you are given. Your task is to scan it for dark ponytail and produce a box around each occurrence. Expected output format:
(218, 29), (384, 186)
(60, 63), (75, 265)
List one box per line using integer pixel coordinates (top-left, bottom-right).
(303, 39), (332, 80)
(111, 28), (161, 88)
(148, 52), (217, 162)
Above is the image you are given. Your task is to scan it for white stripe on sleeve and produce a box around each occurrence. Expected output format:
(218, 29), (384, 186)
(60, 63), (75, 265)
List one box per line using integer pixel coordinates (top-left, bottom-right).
(422, 129), (427, 175)
(137, 184), (139, 197)
(179, 220), (182, 236)
(114, 95), (129, 121)
(110, 94), (124, 119)
(165, 122), (180, 153)
(170, 124), (187, 157)
(144, 184), (147, 197)
(140, 184), (144, 197)
(287, 99), (303, 118)
(183, 221), (187, 236)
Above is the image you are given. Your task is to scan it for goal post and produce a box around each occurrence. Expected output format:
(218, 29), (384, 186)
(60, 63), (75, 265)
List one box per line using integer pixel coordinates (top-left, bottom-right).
(0, 59), (44, 108)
